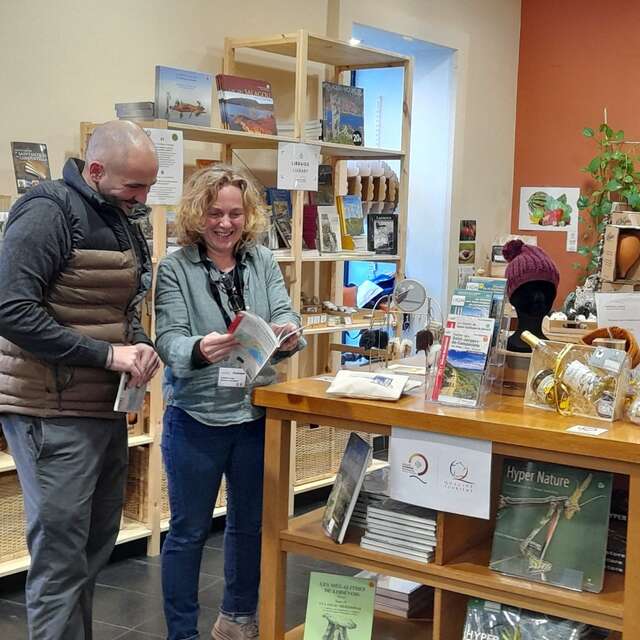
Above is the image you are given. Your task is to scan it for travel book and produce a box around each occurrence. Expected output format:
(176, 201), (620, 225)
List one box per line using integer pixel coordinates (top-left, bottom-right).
(430, 315), (495, 407)
(322, 432), (373, 543)
(303, 572), (375, 640)
(265, 188), (293, 248)
(490, 458), (613, 592)
(155, 65), (213, 127)
(113, 374), (147, 412)
(311, 164), (334, 206)
(225, 311), (302, 382)
(11, 142), (50, 193)
(322, 82), (364, 146)
(449, 288), (494, 317)
(317, 205), (343, 253)
(215, 74), (277, 135)
(337, 194), (365, 236)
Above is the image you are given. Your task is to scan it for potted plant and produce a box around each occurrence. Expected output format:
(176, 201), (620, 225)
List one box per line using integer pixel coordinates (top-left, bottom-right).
(576, 122), (640, 278)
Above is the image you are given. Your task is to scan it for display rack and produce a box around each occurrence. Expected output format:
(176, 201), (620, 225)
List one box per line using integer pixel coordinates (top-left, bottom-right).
(253, 377), (638, 639)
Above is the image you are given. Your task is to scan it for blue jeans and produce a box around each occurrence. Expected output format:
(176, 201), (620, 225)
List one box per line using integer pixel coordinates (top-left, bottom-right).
(161, 406), (265, 640)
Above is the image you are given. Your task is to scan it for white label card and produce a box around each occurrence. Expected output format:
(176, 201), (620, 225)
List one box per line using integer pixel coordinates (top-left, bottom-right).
(566, 424), (609, 436)
(143, 128), (184, 205)
(277, 142), (320, 190)
(218, 367), (246, 388)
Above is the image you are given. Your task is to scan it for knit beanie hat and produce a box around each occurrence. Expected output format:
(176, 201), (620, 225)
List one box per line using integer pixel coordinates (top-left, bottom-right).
(503, 239), (559, 300)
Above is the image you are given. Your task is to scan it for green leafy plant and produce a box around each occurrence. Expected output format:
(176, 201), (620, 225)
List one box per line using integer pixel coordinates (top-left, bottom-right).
(576, 123), (640, 277)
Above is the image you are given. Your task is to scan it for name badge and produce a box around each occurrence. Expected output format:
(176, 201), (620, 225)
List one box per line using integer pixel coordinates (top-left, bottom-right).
(218, 367), (246, 388)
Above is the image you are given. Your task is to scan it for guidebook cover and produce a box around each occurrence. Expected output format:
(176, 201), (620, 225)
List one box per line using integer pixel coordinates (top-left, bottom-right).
(449, 288), (493, 318)
(337, 194), (365, 237)
(490, 458), (612, 592)
(303, 572), (375, 640)
(155, 65), (212, 126)
(11, 142), (50, 193)
(216, 74), (277, 135)
(322, 82), (364, 146)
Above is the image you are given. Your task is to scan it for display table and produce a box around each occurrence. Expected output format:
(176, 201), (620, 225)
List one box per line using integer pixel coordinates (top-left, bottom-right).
(253, 377), (638, 639)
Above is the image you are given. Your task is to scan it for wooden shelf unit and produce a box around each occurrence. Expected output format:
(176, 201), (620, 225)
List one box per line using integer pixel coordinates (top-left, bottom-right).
(253, 378), (640, 639)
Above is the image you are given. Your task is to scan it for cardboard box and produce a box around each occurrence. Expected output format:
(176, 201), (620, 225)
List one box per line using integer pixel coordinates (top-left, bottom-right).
(601, 224), (640, 282)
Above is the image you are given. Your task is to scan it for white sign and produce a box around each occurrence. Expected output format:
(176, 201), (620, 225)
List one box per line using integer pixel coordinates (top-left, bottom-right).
(277, 142), (320, 190)
(566, 424), (609, 436)
(144, 128), (184, 205)
(595, 291), (640, 344)
(389, 427), (492, 519)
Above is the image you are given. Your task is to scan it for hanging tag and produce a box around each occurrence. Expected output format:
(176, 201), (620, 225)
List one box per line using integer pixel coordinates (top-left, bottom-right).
(218, 367), (246, 388)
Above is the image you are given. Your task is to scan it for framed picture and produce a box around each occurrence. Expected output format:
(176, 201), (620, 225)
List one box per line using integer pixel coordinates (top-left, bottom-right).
(367, 213), (398, 254)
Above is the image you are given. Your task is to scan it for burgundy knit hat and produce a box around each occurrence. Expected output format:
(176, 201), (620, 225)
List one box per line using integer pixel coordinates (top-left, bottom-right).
(503, 239), (559, 299)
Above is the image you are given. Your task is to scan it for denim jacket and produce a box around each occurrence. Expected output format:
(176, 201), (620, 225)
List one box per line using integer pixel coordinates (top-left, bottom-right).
(155, 243), (304, 426)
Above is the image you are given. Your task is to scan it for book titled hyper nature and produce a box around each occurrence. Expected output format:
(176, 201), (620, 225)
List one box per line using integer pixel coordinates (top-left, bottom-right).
(322, 82), (364, 146)
(303, 572), (375, 640)
(11, 142), (50, 193)
(490, 458), (612, 592)
(216, 75), (277, 135)
(155, 65), (213, 127)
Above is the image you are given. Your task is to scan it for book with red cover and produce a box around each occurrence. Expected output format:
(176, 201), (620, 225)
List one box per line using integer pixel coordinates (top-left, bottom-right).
(303, 204), (318, 250)
(215, 75), (277, 135)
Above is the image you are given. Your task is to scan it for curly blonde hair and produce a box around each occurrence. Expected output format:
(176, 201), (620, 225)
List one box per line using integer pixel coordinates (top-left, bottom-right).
(176, 164), (268, 249)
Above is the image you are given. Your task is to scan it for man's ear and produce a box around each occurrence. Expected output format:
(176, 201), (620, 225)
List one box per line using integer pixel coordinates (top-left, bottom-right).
(87, 161), (105, 182)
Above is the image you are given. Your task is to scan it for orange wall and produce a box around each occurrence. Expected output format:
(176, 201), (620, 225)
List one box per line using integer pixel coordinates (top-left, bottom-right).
(511, 0), (640, 306)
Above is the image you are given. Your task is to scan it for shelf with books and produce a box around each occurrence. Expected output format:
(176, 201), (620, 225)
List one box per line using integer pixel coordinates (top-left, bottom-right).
(167, 122), (297, 149)
(0, 451), (15, 474)
(301, 251), (400, 262)
(308, 139), (404, 160)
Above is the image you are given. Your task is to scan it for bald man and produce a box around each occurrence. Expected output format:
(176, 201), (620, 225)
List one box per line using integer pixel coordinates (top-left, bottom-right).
(0, 120), (160, 639)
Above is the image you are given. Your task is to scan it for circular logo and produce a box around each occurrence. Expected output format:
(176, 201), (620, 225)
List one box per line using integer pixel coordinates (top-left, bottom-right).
(449, 460), (470, 482)
(408, 453), (428, 476)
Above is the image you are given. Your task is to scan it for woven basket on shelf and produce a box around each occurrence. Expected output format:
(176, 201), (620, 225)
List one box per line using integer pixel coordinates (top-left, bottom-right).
(160, 465), (226, 520)
(0, 472), (28, 562)
(294, 424), (334, 486)
(123, 446), (148, 523)
(331, 429), (376, 469)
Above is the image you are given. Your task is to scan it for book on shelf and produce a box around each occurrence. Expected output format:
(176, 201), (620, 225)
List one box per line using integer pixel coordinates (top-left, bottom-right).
(430, 315), (495, 407)
(215, 74), (277, 135)
(367, 498), (438, 527)
(11, 142), (50, 193)
(359, 537), (434, 563)
(115, 101), (155, 120)
(449, 288), (494, 318)
(365, 521), (436, 546)
(265, 188), (294, 249)
(363, 530), (435, 554)
(366, 212), (397, 254)
(317, 206), (343, 253)
(321, 432), (373, 543)
(276, 119), (322, 139)
(337, 194), (365, 237)
(155, 65), (213, 127)
(302, 204), (318, 250)
(303, 572), (375, 640)
(310, 164), (334, 206)
(490, 458), (613, 593)
(322, 81), (364, 146)
(350, 465), (389, 528)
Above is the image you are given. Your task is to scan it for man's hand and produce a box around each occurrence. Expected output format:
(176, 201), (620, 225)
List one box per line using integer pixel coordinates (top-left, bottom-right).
(135, 343), (160, 385)
(271, 322), (300, 352)
(199, 331), (239, 364)
(107, 344), (160, 388)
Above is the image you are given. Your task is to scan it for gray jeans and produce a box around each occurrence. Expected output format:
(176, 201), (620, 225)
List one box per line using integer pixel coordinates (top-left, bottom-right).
(2, 413), (128, 640)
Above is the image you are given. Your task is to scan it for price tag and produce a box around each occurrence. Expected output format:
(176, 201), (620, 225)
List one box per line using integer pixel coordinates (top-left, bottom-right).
(218, 368), (246, 388)
(566, 424), (609, 436)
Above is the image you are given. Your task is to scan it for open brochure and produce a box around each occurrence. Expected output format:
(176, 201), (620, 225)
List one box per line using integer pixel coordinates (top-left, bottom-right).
(226, 311), (303, 382)
(113, 373), (147, 412)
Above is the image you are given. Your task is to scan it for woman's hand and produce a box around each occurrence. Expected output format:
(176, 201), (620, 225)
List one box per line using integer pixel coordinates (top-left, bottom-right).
(198, 331), (239, 364)
(271, 322), (300, 352)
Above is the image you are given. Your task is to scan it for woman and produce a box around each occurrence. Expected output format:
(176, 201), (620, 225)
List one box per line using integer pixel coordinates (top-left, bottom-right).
(155, 165), (303, 640)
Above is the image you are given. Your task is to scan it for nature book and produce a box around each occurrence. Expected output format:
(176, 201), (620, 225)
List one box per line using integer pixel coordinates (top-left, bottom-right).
(215, 74), (277, 134)
(430, 315), (495, 407)
(322, 82), (365, 145)
(337, 194), (365, 236)
(113, 374), (147, 412)
(322, 432), (373, 543)
(490, 458), (613, 593)
(225, 311), (302, 382)
(155, 65), (212, 126)
(449, 288), (494, 318)
(367, 213), (397, 254)
(303, 572), (375, 640)
(11, 142), (50, 193)
(317, 206), (343, 253)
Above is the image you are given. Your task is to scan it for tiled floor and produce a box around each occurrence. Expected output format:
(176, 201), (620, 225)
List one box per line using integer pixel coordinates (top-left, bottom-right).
(0, 489), (355, 640)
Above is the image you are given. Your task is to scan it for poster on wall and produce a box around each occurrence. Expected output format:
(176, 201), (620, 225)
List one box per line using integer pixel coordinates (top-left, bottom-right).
(518, 186), (580, 252)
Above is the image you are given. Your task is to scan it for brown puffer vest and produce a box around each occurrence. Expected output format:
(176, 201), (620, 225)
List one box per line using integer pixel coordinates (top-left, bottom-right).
(0, 249), (139, 418)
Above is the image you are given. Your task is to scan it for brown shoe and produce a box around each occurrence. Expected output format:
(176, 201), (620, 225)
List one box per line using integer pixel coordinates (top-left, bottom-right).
(211, 614), (259, 640)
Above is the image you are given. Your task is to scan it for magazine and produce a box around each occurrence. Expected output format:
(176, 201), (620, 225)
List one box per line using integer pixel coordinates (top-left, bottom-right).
(113, 374), (147, 412)
(322, 82), (364, 145)
(216, 74), (277, 135)
(321, 432), (373, 543)
(155, 65), (213, 127)
(225, 311), (302, 382)
(11, 142), (50, 193)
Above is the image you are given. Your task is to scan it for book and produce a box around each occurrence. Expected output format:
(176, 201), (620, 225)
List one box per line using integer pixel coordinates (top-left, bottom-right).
(113, 373), (147, 412)
(367, 213), (398, 254)
(367, 498), (437, 526)
(303, 572), (375, 640)
(365, 511), (437, 534)
(225, 311), (302, 382)
(490, 458), (613, 592)
(365, 523), (437, 546)
(11, 142), (50, 193)
(430, 315), (495, 407)
(314, 164), (334, 206)
(115, 101), (155, 119)
(155, 65), (213, 127)
(337, 194), (365, 236)
(317, 206), (343, 253)
(302, 204), (318, 250)
(216, 74), (277, 134)
(265, 188), (294, 249)
(449, 288), (494, 318)
(363, 531), (435, 554)
(359, 537), (433, 563)
(322, 81), (364, 145)
(321, 432), (373, 543)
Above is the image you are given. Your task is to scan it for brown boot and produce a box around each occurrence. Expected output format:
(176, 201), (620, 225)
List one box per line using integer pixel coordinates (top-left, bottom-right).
(211, 614), (259, 640)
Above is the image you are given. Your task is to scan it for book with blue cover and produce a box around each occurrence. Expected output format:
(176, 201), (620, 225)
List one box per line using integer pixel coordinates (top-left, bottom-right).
(322, 82), (364, 146)
(155, 65), (212, 127)
(449, 288), (494, 318)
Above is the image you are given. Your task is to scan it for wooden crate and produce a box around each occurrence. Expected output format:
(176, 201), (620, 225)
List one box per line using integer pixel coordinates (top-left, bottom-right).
(294, 424), (334, 486)
(124, 447), (148, 523)
(0, 472), (28, 562)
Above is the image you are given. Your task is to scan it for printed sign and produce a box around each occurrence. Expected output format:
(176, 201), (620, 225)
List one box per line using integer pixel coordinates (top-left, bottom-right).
(277, 142), (320, 190)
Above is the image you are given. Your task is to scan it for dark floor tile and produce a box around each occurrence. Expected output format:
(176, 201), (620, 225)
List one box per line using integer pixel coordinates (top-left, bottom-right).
(134, 602), (218, 638)
(93, 620), (132, 640)
(137, 544), (224, 579)
(109, 632), (163, 640)
(93, 583), (163, 629)
(0, 599), (28, 639)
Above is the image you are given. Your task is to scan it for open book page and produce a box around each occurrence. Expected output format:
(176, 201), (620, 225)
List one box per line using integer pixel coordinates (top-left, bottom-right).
(113, 373), (147, 412)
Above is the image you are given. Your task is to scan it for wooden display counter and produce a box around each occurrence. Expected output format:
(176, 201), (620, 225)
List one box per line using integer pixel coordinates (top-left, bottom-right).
(253, 378), (640, 639)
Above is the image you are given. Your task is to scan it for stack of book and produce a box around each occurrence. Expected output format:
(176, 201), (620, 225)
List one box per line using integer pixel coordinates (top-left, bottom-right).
(115, 101), (155, 120)
(277, 119), (322, 139)
(350, 466), (388, 529)
(355, 571), (433, 619)
(360, 498), (437, 563)
(607, 489), (628, 574)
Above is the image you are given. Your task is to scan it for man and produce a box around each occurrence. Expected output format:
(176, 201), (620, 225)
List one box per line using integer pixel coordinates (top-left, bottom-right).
(0, 120), (161, 639)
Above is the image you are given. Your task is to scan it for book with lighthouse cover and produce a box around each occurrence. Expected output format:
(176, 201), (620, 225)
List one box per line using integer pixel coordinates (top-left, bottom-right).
(489, 458), (612, 592)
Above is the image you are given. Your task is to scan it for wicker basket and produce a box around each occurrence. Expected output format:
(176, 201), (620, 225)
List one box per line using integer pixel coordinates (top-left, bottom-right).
(160, 464), (226, 520)
(294, 424), (334, 486)
(331, 429), (375, 469)
(123, 446), (148, 523)
(0, 472), (28, 562)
